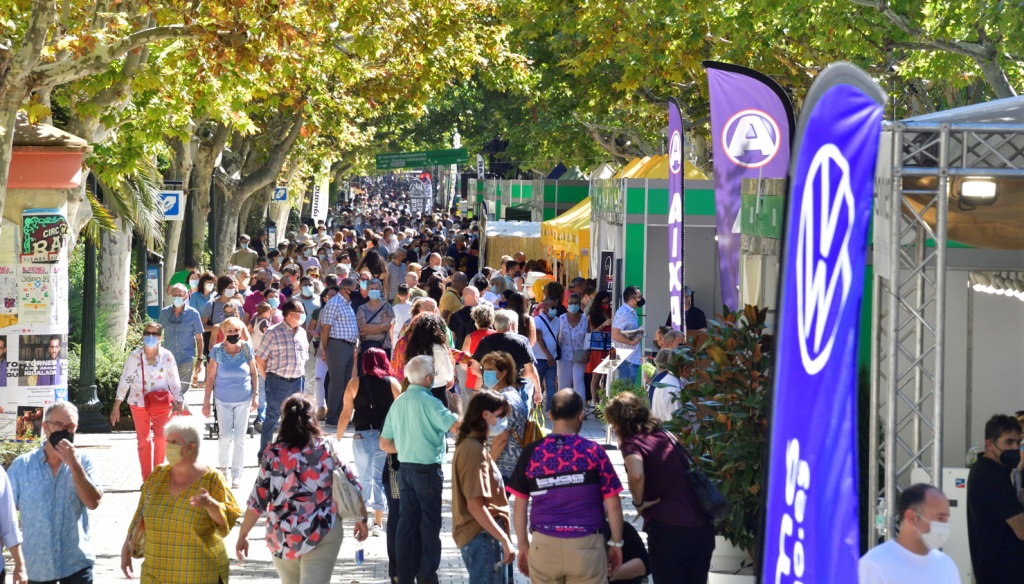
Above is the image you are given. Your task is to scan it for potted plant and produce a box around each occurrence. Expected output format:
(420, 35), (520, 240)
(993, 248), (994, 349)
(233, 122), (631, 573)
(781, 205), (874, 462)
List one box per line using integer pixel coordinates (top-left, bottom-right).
(665, 305), (772, 582)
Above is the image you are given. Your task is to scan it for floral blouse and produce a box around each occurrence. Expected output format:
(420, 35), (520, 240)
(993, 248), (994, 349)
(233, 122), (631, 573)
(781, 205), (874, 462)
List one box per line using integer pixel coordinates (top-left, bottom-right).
(246, 437), (361, 559)
(116, 347), (182, 408)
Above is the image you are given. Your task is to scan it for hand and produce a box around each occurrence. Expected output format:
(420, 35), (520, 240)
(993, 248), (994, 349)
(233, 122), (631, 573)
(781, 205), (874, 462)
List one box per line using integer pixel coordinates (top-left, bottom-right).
(533, 391), (542, 405)
(607, 545), (622, 578)
(172, 401), (183, 414)
(235, 536), (249, 561)
(500, 536), (517, 565)
(121, 544), (135, 579)
(354, 521), (369, 541)
(55, 440), (79, 468)
(109, 407), (121, 426)
(320, 348), (327, 362)
(201, 402), (212, 418)
(250, 397), (258, 412)
(189, 488), (216, 511)
(635, 498), (661, 515)
(517, 544), (530, 577)
(11, 563), (26, 584)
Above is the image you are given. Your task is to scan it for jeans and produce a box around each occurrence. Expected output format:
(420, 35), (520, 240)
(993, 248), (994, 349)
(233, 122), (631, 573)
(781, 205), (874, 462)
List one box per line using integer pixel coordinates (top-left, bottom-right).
(397, 463), (444, 584)
(130, 404), (170, 481)
(29, 565), (93, 584)
(270, 523), (344, 584)
(215, 399), (249, 480)
(617, 361), (640, 386)
(646, 520), (715, 584)
(383, 456), (420, 581)
(260, 373), (304, 462)
(557, 359), (586, 401)
(460, 531), (508, 584)
(325, 339), (355, 425)
(535, 359), (559, 411)
(352, 429), (387, 512)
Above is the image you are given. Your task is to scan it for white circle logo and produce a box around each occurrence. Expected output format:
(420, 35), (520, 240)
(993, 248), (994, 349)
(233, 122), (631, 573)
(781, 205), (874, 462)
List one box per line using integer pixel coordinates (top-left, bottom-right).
(795, 144), (854, 375)
(722, 109), (781, 168)
(669, 131), (682, 174)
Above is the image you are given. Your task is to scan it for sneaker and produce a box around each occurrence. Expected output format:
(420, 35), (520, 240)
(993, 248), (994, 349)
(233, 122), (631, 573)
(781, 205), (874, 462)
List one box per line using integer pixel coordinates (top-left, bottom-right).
(253, 421), (263, 433)
(231, 478), (240, 489)
(316, 407), (327, 421)
(371, 523), (384, 537)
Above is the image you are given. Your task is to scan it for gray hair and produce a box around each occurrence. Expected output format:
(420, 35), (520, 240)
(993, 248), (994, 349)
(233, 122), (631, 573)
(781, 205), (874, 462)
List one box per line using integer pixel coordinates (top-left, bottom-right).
(337, 265), (351, 278)
(654, 348), (675, 370)
(405, 355), (435, 386)
(44, 401), (79, 423)
(488, 275), (508, 294)
(493, 309), (517, 332)
(165, 416), (204, 455)
(340, 277), (358, 291)
(368, 278), (383, 289)
(169, 283), (189, 295)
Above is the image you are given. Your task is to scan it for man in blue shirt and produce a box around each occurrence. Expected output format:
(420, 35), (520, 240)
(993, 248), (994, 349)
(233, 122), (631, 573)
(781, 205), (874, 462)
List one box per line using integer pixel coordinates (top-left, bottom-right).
(381, 355), (460, 584)
(157, 284), (205, 405)
(9, 402), (103, 583)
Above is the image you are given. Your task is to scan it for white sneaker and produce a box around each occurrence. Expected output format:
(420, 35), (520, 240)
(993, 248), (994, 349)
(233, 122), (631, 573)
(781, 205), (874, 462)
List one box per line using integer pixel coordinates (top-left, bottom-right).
(231, 478), (240, 489)
(371, 523), (384, 537)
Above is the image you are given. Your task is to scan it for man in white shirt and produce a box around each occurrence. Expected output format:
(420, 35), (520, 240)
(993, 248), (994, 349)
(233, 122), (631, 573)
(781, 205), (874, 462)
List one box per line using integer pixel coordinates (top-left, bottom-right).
(858, 483), (960, 584)
(533, 296), (561, 411)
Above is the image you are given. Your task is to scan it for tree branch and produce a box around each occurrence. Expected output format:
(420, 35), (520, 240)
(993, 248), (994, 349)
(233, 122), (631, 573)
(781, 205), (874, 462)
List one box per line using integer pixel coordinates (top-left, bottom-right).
(234, 108), (304, 199)
(5, 0), (55, 92)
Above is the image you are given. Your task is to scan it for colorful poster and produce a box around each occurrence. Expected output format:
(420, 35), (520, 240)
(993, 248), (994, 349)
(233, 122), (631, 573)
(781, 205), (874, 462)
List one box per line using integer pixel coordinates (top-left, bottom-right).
(761, 63), (885, 584)
(667, 98), (685, 331)
(21, 209), (69, 263)
(704, 61), (794, 311)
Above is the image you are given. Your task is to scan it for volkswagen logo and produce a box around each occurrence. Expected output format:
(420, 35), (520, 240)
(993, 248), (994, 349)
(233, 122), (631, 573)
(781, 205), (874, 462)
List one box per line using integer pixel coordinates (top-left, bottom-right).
(795, 144), (854, 375)
(722, 109), (781, 168)
(669, 131), (682, 174)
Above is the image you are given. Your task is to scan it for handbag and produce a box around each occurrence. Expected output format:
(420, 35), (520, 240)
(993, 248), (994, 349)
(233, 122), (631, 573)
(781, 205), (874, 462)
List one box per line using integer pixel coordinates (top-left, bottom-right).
(665, 430), (729, 523)
(573, 349), (589, 364)
(322, 437), (366, 519)
(516, 404), (549, 447)
(139, 353), (173, 412)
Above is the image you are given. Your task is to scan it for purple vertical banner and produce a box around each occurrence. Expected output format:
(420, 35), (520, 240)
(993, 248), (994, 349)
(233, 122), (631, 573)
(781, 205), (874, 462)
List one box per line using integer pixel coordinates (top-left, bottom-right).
(762, 63), (885, 584)
(667, 98), (685, 332)
(704, 61), (794, 311)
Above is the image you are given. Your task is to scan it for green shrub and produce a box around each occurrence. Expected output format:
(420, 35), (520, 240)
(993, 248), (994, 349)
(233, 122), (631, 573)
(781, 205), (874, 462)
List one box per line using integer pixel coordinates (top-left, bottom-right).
(596, 377), (647, 422)
(0, 437), (41, 469)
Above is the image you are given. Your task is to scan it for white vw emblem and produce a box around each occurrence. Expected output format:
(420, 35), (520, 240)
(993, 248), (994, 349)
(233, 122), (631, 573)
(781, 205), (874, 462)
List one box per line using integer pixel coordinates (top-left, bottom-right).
(795, 144), (854, 375)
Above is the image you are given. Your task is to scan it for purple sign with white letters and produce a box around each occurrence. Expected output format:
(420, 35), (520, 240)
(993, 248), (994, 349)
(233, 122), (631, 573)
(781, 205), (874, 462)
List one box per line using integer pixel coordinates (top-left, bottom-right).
(762, 63), (885, 584)
(668, 98), (685, 331)
(704, 62), (793, 311)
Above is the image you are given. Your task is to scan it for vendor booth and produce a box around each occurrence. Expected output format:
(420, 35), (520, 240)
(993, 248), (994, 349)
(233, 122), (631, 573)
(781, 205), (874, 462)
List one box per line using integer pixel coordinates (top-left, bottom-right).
(541, 197), (592, 279)
(481, 220), (542, 269)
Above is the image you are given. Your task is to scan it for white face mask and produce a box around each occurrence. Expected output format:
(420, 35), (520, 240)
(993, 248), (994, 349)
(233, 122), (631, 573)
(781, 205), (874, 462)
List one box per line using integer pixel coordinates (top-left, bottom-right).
(915, 513), (951, 550)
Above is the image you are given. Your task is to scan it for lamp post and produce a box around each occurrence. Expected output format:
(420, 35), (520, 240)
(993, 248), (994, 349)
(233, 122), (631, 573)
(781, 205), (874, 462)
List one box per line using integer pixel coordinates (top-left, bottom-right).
(76, 173), (110, 432)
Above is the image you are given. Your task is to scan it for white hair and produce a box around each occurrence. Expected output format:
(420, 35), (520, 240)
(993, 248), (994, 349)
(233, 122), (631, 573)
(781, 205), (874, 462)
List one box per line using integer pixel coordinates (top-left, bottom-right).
(493, 309), (517, 332)
(165, 416), (204, 455)
(405, 355), (435, 386)
(44, 401), (78, 422)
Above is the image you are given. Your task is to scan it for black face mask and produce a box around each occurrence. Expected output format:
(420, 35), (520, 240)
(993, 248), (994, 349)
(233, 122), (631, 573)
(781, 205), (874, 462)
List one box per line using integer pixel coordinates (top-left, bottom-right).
(253, 280), (267, 292)
(635, 298), (646, 308)
(997, 445), (1022, 468)
(226, 334), (241, 345)
(48, 429), (74, 448)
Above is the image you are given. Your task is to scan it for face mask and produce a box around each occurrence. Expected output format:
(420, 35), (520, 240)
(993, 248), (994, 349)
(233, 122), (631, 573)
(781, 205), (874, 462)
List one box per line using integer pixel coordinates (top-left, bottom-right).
(997, 445), (1022, 467)
(296, 313), (307, 326)
(568, 304), (580, 313)
(635, 298), (646, 308)
(303, 250), (312, 257)
(489, 416), (509, 437)
(223, 288), (236, 298)
(498, 301), (508, 309)
(240, 243), (248, 250)
(548, 308), (558, 318)
(189, 279), (199, 289)
(360, 281), (368, 290)
(225, 334), (241, 345)
(267, 297), (281, 309)
(204, 283), (215, 293)
(319, 254), (327, 261)
(482, 370), (499, 389)
(48, 428), (74, 448)
(165, 443), (184, 465)
(914, 514), (951, 550)
(369, 290), (382, 300)
(143, 335), (159, 348)
(302, 286), (313, 296)
(172, 297), (185, 308)
(240, 278), (250, 288)
(254, 280), (267, 291)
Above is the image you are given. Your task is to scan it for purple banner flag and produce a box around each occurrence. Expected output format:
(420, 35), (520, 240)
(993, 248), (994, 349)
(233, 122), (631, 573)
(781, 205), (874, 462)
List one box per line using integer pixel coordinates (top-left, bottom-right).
(762, 63), (885, 584)
(704, 62), (794, 311)
(668, 98), (685, 331)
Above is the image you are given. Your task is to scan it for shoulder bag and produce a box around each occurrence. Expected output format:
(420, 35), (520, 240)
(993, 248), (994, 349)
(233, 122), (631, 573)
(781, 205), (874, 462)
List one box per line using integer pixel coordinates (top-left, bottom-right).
(664, 430), (729, 523)
(515, 404), (549, 447)
(537, 316), (562, 361)
(322, 437), (365, 519)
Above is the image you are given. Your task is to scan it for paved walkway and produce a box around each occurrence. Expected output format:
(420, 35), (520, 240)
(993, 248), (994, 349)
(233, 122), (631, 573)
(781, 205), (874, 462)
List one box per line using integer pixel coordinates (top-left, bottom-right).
(66, 398), (632, 583)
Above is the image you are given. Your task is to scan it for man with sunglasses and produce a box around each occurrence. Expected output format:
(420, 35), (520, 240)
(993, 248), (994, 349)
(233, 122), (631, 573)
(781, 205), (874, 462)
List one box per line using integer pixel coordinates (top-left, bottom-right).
(611, 287), (646, 386)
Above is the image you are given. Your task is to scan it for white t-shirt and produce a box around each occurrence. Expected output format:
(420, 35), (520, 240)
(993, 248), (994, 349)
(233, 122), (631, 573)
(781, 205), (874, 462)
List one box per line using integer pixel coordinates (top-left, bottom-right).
(858, 540), (959, 584)
(650, 373), (682, 422)
(392, 302), (412, 348)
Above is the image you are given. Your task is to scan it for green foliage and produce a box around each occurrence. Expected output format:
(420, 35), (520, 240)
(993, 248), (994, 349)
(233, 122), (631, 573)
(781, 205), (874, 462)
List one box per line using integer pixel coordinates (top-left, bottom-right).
(665, 305), (772, 559)
(68, 242), (85, 347)
(68, 323), (146, 421)
(0, 438), (42, 470)
(596, 377), (648, 422)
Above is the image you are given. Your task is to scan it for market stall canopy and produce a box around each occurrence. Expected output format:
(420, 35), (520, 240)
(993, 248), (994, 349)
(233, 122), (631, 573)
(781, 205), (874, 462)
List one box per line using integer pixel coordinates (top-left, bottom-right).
(541, 197), (591, 276)
(591, 163), (617, 179)
(559, 166), (588, 181)
(612, 155), (709, 180)
(547, 163), (568, 180)
(902, 96), (1024, 250)
(483, 220), (542, 268)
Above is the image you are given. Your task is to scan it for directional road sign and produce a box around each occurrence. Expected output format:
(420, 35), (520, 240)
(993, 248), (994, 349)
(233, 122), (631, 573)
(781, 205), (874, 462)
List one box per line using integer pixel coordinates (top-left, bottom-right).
(273, 187), (288, 202)
(160, 190), (185, 221)
(375, 148), (468, 170)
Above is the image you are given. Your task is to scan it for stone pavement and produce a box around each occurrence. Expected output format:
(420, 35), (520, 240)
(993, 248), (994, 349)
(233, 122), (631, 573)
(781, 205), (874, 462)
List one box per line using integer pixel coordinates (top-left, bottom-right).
(62, 398), (634, 583)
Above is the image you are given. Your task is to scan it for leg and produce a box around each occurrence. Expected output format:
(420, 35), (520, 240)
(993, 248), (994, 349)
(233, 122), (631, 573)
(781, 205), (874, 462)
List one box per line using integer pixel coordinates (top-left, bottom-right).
(303, 351), (317, 398)
(562, 533), (606, 584)
(459, 531), (507, 584)
(229, 401), (249, 480)
(56, 562), (94, 583)
(557, 359), (571, 392)
(573, 362), (586, 401)
(368, 431), (388, 514)
(149, 407), (171, 467)
(352, 429), (374, 506)
(314, 356), (328, 408)
(176, 359), (194, 405)
(261, 376), (286, 460)
(130, 405), (153, 481)
(256, 374), (267, 425)
(270, 556), (301, 584)
(215, 399), (233, 471)
(383, 458), (400, 581)
(415, 466), (444, 584)
(396, 466), (423, 584)
(295, 523), (344, 584)
(324, 341), (353, 425)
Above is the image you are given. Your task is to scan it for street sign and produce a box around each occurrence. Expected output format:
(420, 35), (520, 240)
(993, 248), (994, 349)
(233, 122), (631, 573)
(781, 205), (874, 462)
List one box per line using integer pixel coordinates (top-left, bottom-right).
(160, 190), (185, 221)
(272, 187), (288, 202)
(375, 148), (468, 170)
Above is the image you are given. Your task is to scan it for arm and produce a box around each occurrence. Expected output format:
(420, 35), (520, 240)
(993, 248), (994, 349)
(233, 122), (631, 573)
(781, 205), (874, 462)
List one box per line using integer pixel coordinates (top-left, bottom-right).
(56, 447), (102, 510)
(610, 558), (648, 582)
(604, 494), (624, 576)
(523, 363), (542, 404)
(235, 508), (262, 560)
(320, 323), (331, 362)
(623, 454), (645, 507)
(466, 497), (515, 561)
(255, 356), (267, 378)
(514, 495), (531, 576)
(202, 359), (219, 418)
(335, 378), (360, 438)
(389, 377), (402, 400)
(194, 333), (205, 372)
(380, 437), (398, 454)
(1008, 513), (1024, 540)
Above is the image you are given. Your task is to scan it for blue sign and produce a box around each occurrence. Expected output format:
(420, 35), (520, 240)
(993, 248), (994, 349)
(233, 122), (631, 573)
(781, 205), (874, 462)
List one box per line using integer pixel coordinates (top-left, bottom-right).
(762, 63), (885, 584)
(160, 190), (184, 221)
(273, 187), (288, 202)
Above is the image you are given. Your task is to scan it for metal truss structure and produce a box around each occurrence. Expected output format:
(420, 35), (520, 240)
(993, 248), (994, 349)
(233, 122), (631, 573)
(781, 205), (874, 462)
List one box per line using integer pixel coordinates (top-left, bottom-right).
(870, 112), (1024, 540)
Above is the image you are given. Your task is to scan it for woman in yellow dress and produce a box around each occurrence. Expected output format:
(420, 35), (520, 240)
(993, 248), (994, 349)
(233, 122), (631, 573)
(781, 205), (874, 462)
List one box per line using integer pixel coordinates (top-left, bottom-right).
(120, 415), (241, 583)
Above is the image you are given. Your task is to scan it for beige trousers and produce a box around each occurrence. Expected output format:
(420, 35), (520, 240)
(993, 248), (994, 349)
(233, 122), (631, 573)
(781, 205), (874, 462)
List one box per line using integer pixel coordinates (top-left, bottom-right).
(271, 523), (345, 584)
(528, 531), (607, 584)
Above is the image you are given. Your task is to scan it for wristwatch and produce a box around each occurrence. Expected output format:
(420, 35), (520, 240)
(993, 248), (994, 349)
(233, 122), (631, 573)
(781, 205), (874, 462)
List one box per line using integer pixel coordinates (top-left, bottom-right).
(607, 540), (624, 548)
(358, 517), (368, 524)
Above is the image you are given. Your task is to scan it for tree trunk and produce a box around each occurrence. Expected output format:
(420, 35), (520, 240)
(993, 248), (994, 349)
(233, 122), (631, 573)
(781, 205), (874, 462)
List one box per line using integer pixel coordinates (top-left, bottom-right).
(164, 137), (196, 272)
(213, 192), (244, 274)
(97, 226), (134, 349)
(0, 96), (25, 230)
(238, 196), (255, 238)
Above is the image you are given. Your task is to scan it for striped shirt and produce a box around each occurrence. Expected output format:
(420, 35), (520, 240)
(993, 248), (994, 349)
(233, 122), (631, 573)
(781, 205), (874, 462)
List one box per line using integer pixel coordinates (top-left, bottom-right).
(256, 322), (309, 379)
(318, 294), (359, 343)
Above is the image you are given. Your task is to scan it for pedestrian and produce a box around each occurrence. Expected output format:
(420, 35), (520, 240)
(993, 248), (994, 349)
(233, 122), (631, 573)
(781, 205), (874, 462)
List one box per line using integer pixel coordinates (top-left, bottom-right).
(357, 277), (396, 365)
(111, 321), (183, 481)
(318, 277), (360, 425)
(201, 316), (259, 488)
(586, 291), (614, 407)
(558, 292), (588, 402)
(452, 389), (516, 583)
(380, 355), (461, 584)
(336, 348), (402, 537)
(612, 286), (646, 385)
(201, 275), (246, 333)
(507, 292), (536, 345)
(0, 461), (25, 583)
(440, 272), (467, 322)
(479, 352), (528, 484)
(459, 304), (496, 400)
(157, 283), (205, 405)
(604, 392), (714, 583)
(254, 299), (310, 460)
(188, 271), (217, 318)
(507, 389), (624, 584)
(532, 296), (561, 410)
(859, 483), (959, 584)
(648, 348), (684, 422)
(387, 249), (408, 302)
(967, 414), (1024, 583)
(9, 402), (102, 583)
(229, 234), (259, 272)
(237, 394), (369, 584)
(120, 416), (241, 583)
(470, 309), (542, 406)
(404, 313), (457, 410)
(308, 286), (339, 421)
